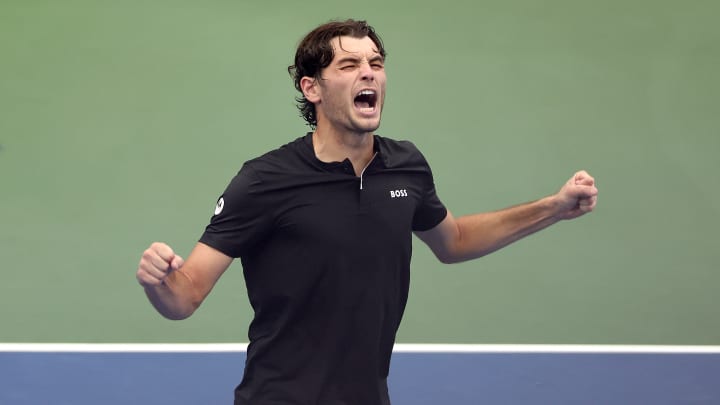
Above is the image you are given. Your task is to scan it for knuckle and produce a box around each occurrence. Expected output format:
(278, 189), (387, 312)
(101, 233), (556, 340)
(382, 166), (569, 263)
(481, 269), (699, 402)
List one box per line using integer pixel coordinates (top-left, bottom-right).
(136, 273), (151, 286)
(150, 242), (169, 254)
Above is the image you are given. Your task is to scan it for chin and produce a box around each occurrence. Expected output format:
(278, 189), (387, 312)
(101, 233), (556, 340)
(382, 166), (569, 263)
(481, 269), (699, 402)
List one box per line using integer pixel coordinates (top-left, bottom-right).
(353, 117), (382, 133)
(355, 125), (380, 135)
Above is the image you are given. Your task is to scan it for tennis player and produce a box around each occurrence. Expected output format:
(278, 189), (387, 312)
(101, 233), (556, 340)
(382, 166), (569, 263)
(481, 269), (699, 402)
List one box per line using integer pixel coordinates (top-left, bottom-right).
(136, 19), (598, 405)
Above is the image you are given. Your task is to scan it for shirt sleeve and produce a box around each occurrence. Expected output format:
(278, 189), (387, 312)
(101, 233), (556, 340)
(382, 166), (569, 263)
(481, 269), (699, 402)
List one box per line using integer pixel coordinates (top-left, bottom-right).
(199, 164), (274, 258)
(411, 156), (447, 232)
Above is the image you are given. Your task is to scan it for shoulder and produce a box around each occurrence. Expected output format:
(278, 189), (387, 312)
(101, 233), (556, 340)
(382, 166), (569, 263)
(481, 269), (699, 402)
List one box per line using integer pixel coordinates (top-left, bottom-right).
(228, 134), (320, 193)
(374, 134), (432, 171)
(374, 134), (421, 155)
(244, 135), (309, 172)
(234, 134), (320, 184)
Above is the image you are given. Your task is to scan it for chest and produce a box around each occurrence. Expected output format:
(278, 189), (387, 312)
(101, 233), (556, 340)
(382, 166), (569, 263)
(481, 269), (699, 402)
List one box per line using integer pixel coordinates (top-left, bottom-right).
(273, 172), (422, 252)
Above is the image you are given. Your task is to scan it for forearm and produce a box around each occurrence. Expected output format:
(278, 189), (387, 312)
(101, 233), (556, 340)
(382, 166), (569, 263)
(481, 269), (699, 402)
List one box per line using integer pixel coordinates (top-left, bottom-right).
(143, 269), (202, 320)
(447, 195), (561, 262)
(417, 171), (597, 264)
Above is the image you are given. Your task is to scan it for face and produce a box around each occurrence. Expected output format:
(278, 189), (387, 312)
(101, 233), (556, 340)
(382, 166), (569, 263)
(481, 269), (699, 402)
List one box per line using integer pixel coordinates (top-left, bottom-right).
(305, 36), (386, 135)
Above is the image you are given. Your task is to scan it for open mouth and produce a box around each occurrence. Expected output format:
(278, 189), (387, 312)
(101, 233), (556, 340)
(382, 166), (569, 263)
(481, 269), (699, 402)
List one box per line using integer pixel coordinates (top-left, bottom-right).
(353, 89), (378, 113)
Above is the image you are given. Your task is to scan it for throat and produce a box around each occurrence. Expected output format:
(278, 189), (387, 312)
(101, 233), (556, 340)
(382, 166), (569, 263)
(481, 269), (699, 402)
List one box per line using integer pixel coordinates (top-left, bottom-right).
(312, 131), (375, 175)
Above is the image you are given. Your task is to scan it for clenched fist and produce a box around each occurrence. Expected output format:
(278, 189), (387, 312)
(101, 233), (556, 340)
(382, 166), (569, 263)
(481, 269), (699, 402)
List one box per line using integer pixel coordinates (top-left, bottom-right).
(553, 170), (598, 220)
(136, 242), (185, 287)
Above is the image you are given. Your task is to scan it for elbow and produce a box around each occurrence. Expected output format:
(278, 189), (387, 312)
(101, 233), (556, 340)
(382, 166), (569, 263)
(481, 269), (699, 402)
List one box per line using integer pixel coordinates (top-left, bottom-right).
(162, 310), (193, 321)
(437, 254), (457, 265)
(153, 300), (199, 321)
(433, 245), (460, 264)
(436, 251), (464, 265)
(435, 249), (489, 265)
(145, 283), (203, 321)
(431, 243), (461, 264)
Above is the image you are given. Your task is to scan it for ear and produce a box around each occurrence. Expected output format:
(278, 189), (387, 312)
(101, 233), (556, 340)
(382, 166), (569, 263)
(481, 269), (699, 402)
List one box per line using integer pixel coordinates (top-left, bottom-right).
(300, 76), (321, 103)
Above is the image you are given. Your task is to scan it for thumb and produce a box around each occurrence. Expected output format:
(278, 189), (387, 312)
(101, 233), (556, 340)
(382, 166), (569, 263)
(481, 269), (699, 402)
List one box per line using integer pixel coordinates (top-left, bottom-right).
(572, 183), (599, 199)
(169, 255), (185, 271)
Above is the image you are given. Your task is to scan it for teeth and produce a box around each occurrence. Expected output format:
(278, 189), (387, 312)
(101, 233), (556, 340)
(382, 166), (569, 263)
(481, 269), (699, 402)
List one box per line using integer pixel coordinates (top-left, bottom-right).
(355, 90), (377, 112)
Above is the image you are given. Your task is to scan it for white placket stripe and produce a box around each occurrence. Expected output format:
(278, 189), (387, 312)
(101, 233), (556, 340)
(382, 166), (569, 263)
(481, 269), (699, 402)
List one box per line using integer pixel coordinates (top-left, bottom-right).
(359, 152), (377, 190)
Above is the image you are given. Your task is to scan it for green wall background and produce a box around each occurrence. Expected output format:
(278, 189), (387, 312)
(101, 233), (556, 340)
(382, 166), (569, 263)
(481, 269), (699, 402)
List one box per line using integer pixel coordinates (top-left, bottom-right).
(1, 0), (718, 344)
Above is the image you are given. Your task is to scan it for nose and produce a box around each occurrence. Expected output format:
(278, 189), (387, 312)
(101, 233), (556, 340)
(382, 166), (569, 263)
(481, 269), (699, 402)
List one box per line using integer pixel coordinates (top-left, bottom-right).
(359, 59), (374, 81)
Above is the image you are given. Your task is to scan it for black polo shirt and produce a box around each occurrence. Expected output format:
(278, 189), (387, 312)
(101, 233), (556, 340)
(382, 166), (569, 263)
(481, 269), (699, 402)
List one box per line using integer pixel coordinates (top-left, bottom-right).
(200, 133), (447, 405)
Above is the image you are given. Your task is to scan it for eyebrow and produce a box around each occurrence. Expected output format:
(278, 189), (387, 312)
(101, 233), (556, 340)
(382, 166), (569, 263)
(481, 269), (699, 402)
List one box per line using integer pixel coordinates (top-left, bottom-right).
(336, 54), (385, 65)
(368, 55), (385, 64)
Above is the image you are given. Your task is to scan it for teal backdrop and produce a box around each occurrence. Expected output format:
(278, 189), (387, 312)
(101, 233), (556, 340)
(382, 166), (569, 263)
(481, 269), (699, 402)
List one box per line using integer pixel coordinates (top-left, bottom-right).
(1, 0), (718, 344)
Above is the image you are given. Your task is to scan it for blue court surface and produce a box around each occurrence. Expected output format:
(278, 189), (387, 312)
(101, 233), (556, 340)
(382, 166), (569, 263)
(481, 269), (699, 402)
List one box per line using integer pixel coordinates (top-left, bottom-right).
(2, 344), (719, 404)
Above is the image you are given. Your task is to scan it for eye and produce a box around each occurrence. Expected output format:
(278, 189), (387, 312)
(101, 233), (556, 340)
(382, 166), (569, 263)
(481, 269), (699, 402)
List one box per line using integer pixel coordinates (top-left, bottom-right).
(340, 64), (357, 71)
(371, 62), (384, 70)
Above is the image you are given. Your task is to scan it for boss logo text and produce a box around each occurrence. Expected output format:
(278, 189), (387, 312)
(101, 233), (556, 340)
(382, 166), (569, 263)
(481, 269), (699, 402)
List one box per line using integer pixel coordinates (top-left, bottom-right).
(390, 189), (408, 198)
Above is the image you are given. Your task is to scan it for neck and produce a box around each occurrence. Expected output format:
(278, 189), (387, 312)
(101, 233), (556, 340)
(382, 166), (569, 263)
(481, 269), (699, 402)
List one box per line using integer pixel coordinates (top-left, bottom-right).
(312, 127), (375, 176)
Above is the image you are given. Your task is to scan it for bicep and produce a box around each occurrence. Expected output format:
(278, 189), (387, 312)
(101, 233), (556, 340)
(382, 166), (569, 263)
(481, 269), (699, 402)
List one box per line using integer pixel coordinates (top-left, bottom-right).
(180, 242), (234, 300)
(414, 211), (458, 264)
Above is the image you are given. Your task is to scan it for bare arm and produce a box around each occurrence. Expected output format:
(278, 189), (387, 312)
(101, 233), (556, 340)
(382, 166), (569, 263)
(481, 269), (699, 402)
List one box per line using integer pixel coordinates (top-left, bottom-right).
(136, 242), (233, 320)
(415, 170), (598, 264)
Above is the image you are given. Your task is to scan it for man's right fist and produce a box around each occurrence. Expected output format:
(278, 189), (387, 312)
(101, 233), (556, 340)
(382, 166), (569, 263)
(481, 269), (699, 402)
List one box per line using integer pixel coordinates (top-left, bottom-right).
(136, 242), (185, 287)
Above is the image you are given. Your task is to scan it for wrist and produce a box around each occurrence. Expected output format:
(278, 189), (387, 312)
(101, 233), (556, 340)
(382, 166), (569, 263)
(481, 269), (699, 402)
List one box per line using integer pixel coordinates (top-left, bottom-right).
(541, 194), (565, 222)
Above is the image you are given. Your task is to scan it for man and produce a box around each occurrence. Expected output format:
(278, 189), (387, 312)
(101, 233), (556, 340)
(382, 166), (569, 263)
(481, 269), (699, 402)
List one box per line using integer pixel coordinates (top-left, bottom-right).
(136, 19), (598, 405)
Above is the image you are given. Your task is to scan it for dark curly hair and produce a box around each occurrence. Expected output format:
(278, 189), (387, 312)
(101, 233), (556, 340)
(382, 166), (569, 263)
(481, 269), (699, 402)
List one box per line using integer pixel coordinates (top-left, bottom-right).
(288, 19), (386, 128)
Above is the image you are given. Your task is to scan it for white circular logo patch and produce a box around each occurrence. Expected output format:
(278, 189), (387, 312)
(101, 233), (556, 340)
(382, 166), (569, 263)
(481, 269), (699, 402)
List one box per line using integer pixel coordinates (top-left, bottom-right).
(214, 197), (225, 215)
